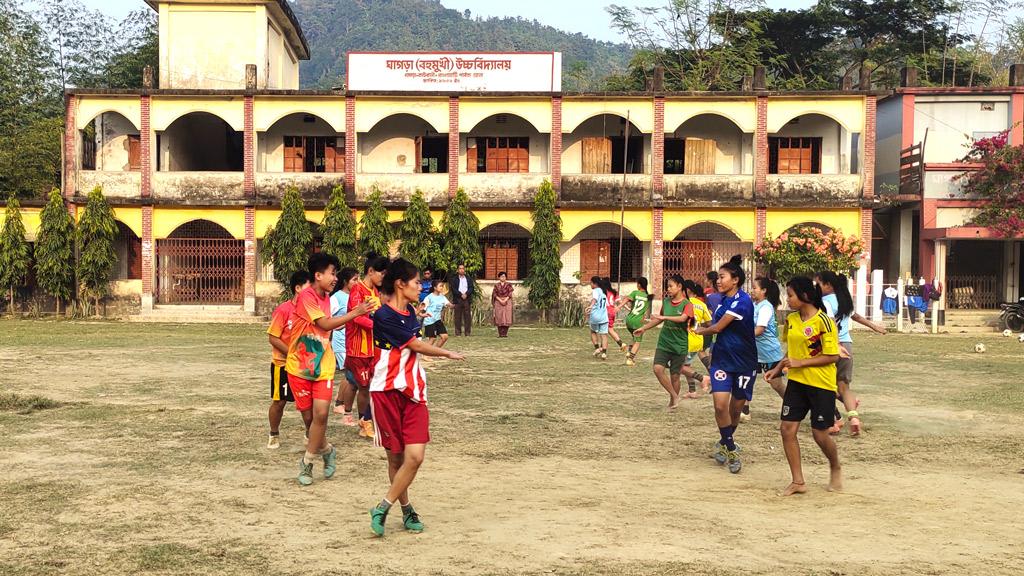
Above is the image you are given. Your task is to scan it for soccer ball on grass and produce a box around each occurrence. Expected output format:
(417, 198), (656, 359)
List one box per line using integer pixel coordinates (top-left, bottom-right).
(974, 343), (987, 353)
(1019, 334), (1024, 343)
(1003, 329), (1014, 337)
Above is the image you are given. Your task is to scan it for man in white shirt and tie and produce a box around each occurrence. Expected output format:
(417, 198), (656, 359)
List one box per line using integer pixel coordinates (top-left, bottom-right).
(452, 263), (474, 336)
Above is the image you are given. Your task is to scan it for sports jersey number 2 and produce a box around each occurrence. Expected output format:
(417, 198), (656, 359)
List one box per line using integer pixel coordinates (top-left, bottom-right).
(632, 300), (644, 315)
(737, 376), (751, 389)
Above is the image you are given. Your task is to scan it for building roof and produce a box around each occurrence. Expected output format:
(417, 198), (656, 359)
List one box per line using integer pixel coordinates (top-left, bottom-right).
(144, 0), (310, 60)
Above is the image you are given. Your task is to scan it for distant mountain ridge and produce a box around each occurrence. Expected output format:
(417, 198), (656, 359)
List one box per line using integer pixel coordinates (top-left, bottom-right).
(292, 0), (632, 89)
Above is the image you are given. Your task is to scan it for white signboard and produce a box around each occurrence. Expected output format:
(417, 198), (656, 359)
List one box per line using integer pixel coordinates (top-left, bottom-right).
(346, 52), (562, 92)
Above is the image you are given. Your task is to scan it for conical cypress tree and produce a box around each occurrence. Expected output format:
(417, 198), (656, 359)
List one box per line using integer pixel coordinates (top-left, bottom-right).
(359, 187), (392, 258)
(76, 186), (117, 312)
(438, 187), (481, 276)
(525, 180), (563, 322)
(35, 188), (75, 315)
(0, 196), (32, 312)
(320, 185), (359, 270)
(264, 187), (312, 286)
(398, 189), (437, 270)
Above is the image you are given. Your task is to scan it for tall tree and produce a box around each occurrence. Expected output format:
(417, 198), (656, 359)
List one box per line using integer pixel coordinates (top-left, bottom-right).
(262, 187), (312, 286)
(438, 188), (482, 276)
(398, 189), (438, 270)
(524, 180), (563, 323)
(359, 188), (393, 258)
(35, 188), (75, 315)
(76, 186), (116, 312)
(320, 185), (359, 270)
(0, 195), (32, 311)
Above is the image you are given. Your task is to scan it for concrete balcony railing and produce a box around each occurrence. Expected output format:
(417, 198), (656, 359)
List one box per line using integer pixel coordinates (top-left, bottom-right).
(459, 172), (550, 204)
(152, 172), (244, 201)
(78, 170), (141, 198)
(256, 172), (345, 203)
(356, 173), (450, 203)
(661, 174), (753, 202)
(559, 173), (651, 203)
(766, 174), (863, 203)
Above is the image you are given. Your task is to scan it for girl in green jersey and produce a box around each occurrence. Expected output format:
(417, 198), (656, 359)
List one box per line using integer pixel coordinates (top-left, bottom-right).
(617, 277), (651, 366)
(633, 275), (696, 410)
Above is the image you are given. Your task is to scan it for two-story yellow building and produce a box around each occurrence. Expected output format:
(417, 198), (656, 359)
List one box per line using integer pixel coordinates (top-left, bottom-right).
(47, 0), (879, 317)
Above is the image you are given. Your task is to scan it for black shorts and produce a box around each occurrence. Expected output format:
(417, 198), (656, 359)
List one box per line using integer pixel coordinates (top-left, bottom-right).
(781, 380), (836, 430)
(759, 360), (783, 374)
(423, 322), (447, 338)
(270, 364), (295, 402)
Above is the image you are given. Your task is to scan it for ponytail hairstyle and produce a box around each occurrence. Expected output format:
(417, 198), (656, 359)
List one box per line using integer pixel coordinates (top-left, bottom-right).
(666, 274), (685, 295)
(755, 276), (781, 309)
(818, 270), (853, 322)
(718, 254), (746, 287)
(601, 276), (616, 298)
(636, 276), (648, 294)
(363, 251), (390, 274)
(381, 258), (419, 296)
(787, 276), (825, 311)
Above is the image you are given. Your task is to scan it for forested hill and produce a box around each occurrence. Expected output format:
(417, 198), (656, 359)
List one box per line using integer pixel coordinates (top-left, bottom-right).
(292, 0), (632, 90)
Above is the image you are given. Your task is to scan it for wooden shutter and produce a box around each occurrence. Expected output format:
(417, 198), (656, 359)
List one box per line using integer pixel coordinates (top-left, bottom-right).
(127, 135), (141, 170)
(414, 136), (423, 173)
(580, 240), (611, 280)
(284, 136), (303, 173)
(582, 137), (612, 173)
(323, 137), (344, 173)
(684, 138), (716, 175)
(467, 140), (478, 173)
(128, 234), (142, 279)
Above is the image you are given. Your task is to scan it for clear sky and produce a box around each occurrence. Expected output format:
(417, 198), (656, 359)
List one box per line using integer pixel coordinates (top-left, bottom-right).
(79, 0), (817, 44)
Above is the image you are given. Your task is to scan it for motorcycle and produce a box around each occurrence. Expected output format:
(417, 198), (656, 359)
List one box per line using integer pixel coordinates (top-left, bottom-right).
(1000, 297), (1024, 332)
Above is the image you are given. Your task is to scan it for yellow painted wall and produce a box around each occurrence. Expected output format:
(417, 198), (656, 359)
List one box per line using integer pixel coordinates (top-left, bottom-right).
(766, 97), (865, 133)
(459, 98), (552, 133)
(0, 208), (41, 241)
(562, 209), (653, 241)
(662, 209), (757, 242)
(561, 99), (655, 133)
(160, 4), (265, 90)
(765, 209), (861, 237)
(663, 99), (756, 133)
(76, 97), (142, 131)
(153, 208), (246, 240)
(354, 98), (449, 133)
(254, 209), (326, 239)
(151, 97), (246, 132)
(113, 207), (143, 238)
(474, 210), (533, 231)
(253, 97), (346, 132)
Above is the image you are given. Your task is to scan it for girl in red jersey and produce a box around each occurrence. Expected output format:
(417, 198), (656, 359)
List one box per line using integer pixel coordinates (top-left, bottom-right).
(601, 277), (626, 352)
(345, 253), (388, 439)
(368, 259), (465, 537)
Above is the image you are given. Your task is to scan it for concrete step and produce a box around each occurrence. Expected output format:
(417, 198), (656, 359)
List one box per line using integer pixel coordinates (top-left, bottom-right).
(129, 305), (266, 324)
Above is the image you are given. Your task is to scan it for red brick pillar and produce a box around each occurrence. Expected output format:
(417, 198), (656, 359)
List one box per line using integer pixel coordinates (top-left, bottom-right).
(551, 96), (562, 195)
(754, 96), (768, 199)
(860, 207), (873, 273)
(140, 95), (152, 198)
(652, 207), (664, 304)
(63, 95), (77, 199)
(862, 95), (876, 198)
(448, 96), (459, 198)
(345, 96), (356, 197)
(244, 95), (255, 197)
(141, 205), (154, 310)
(244, 206), (256, 312)
(652, 97), (665, 198)
(1012, 92), (1024, 146)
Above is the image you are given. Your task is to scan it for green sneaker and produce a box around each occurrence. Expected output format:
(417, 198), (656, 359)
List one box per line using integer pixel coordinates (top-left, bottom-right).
(727, 449), (742, 474)
(370, 505), (388, 537)
(297, 459), (314, 486)
(403, 507), (424, 533)
(322, 447), (337, 479)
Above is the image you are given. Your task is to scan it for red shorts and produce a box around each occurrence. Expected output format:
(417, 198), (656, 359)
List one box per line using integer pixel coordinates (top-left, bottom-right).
(288, 375), (334, 412)
(345, 356), (375, 388)
(370, 389), (430, 453)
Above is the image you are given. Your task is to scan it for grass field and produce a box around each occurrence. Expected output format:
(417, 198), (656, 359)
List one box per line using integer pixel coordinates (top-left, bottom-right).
(2, 319), (1023, 575)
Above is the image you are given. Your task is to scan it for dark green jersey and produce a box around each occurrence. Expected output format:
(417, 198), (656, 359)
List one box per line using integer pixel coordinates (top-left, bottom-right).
(656, 297), (691, 354)
(625, 290), (651, 323)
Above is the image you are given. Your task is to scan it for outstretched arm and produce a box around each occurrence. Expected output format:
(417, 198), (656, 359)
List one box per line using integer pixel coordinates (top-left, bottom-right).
(852, 312), (886, 334)
(408, 337), (465, 360)
(315, 301), (371, 331)
(695, 313), (735, 336)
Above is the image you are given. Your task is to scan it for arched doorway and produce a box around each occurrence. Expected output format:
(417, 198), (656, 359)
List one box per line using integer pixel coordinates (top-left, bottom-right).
(465, 114), (546, 173)
(479, 223), (531, 280)
(80, 112), (141, 172)
(568, 222), (642, 283)
(663, 222), (751, 285)
(564, 114), (645, 175)
(158, 112), (243, 172)
(157, 219), (244, 304)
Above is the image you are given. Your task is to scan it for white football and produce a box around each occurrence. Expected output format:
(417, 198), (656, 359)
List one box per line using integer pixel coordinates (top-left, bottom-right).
(1003, 329), (1014, 337)
(1019, 334), (1024, 343)
(975, 343), (987, 353)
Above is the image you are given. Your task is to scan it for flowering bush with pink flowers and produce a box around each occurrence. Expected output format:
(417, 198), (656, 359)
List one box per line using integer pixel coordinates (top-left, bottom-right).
(754, 226), (864, 280)
(952, 129), (1024, 238)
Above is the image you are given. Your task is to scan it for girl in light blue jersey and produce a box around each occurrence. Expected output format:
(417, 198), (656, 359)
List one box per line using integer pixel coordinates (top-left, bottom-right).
(751, 277), (787, 399)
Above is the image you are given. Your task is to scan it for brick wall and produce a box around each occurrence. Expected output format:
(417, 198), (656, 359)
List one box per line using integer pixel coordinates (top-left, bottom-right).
(141, 205), (154, 306)
(652, 207), (664, 303)
(140, 95), (152, 198)
(862, 95), (876, 198)
(243, 96), (255, 197)
(449, 96), (459, 197)
(244, 206), (256, 305)
(860, 207), (873, 271)
(345, 96), (356, 194)
(756, 206), (767, 242)
(63, 96), (76, 198)
(652, 97), (665, 196)
(551, 96), (562, 194)
(754, 96), (768, 199)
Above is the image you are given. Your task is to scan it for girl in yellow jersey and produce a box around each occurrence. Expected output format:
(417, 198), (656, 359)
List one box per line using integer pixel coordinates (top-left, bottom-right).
(682, 280), (712, 398)
(766, 276), (842, 496)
